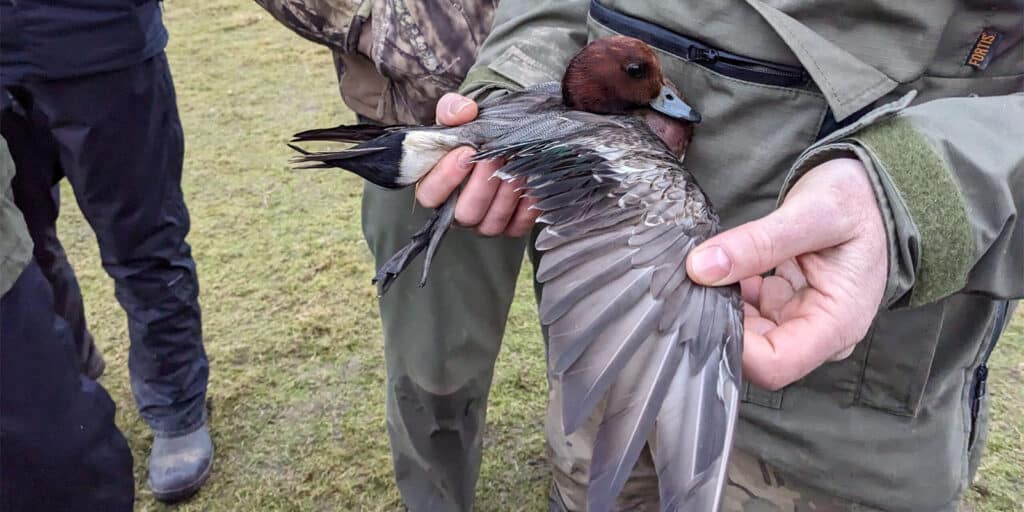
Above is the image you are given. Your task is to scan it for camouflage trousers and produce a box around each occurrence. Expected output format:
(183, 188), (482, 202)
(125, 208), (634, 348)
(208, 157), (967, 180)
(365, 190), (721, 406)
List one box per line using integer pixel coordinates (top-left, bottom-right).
(363, 185), (880, 512)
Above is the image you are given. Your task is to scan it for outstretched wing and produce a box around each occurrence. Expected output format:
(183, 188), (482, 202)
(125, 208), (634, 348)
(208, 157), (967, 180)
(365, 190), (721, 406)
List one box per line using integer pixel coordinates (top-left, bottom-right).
(477, 132), (743, 512)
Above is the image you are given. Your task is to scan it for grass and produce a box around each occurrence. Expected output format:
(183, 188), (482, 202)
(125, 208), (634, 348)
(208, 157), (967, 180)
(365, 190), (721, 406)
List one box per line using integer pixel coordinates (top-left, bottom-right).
(50, 1), (1022, 510)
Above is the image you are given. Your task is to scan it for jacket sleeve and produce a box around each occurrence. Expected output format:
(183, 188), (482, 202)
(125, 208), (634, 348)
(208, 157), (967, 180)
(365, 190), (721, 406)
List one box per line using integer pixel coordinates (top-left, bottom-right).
(253, 0), (364, 52)
(458, 0), (589, 100)
(782, 92), (1024, 308)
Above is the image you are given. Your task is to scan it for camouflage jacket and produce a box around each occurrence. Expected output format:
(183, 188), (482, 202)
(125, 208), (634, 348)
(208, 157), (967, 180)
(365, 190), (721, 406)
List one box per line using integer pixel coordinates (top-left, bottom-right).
(254, 0), (497, 124)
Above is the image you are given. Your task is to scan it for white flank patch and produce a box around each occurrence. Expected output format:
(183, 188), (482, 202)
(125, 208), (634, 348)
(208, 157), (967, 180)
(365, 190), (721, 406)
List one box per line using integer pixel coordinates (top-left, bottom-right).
(398, 131), (462, 185)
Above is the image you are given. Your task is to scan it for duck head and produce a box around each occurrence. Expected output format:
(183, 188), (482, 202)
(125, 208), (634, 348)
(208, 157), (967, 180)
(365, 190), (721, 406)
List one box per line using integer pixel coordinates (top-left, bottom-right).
(562, 36), (701, 124)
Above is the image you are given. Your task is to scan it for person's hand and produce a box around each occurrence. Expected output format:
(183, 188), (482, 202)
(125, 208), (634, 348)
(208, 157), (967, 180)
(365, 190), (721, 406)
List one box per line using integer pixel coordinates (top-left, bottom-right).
(415, 93), (539, 237)
(686, 158), (887, 390)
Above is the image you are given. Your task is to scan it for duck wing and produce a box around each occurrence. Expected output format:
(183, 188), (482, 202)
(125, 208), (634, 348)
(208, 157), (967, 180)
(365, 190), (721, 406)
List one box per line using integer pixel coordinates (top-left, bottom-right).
(476, 132), (743, 512)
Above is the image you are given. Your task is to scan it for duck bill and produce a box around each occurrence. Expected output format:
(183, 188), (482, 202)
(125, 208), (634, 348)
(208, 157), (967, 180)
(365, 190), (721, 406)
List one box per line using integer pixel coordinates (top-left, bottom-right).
(649, 84), (701, 123)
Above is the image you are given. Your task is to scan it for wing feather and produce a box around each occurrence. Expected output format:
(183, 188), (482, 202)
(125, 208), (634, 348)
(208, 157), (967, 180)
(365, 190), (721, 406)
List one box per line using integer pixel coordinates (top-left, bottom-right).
(547, 268), (653, 375)
(587, 328), (684, 510)
(557, 277), (661, 434)
(481, 116), (743, 512)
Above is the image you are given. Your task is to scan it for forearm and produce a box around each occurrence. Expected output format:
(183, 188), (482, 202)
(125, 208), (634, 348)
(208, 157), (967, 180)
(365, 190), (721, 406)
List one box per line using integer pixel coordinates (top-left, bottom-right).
(253, 0), (363, 52)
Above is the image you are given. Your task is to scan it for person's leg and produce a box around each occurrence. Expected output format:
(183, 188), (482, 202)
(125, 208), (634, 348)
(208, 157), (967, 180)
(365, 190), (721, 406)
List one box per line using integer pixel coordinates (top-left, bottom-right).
(1, 98), (103, 378)
(544, 387), (661, 512)
(25, 53), (212, 502)
(543, 354), (885, 512)
(0, 259), (135, 512)
(362, 182), (527, 512)
(721, 450), (885, 512)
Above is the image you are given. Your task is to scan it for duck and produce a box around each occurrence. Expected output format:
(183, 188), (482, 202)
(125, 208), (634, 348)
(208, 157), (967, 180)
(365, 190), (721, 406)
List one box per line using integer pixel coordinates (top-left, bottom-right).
(289, 36), (743, 512)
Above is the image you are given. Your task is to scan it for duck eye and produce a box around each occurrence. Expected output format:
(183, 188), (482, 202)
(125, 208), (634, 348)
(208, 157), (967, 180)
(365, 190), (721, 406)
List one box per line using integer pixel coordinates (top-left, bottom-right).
(625, 62), (646, 79)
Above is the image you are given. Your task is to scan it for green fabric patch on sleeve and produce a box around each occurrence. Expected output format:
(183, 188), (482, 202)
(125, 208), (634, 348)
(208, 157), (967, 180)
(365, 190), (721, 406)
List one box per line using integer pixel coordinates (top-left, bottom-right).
(848, 117), (974, 306)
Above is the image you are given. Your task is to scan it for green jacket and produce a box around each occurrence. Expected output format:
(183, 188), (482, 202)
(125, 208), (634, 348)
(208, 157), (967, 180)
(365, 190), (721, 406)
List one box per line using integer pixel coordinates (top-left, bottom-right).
(460, 1), (1023, 510)
(0, 135), (32, 295)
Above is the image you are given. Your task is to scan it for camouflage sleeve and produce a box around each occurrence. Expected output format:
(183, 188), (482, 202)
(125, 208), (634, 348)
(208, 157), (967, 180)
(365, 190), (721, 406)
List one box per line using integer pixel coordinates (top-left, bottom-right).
(458, 0), (590, 100)
(781, 92), (1024, 307)
(253, 0), (365, 51)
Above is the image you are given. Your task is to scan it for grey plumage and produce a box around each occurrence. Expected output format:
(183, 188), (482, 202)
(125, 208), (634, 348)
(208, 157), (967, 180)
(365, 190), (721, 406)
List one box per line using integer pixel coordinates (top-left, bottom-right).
(476, 117), (743, 511)
(290, 80), (743, 512)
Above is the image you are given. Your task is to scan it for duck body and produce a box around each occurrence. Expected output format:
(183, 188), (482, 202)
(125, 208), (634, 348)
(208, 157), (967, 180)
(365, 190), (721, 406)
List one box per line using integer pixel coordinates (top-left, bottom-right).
(291, 37), (743, 512)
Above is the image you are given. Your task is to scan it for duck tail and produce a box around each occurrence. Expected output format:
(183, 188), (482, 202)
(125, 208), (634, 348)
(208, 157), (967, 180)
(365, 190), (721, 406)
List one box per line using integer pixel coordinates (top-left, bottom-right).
(289, 124), (464, 189)
(292, 123), (398, 144)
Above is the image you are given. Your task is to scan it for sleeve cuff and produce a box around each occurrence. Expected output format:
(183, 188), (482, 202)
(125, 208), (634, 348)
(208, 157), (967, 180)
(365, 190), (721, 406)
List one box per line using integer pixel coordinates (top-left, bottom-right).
(458, 67), (522, 101)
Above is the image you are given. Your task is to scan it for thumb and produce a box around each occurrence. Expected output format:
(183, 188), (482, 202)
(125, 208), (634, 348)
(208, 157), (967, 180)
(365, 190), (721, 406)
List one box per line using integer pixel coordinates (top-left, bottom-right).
(436, 93), (478, 126)
(685, 198), (848, 286)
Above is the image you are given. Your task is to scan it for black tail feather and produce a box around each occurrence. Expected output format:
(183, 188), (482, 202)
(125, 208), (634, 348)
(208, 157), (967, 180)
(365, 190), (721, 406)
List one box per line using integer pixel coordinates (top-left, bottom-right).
(288, 131), (408, 189)
(291, 123), (405, 144)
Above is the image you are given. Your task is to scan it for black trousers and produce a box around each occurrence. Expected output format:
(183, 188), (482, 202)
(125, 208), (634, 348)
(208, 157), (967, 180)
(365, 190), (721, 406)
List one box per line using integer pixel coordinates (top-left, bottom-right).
(0, 260), (135, 511)
(1, 53), (208, 435)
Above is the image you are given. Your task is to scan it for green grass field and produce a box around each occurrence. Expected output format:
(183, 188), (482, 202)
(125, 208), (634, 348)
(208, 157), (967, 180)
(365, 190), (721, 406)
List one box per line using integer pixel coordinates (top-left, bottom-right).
(53, 1), (1022, 510)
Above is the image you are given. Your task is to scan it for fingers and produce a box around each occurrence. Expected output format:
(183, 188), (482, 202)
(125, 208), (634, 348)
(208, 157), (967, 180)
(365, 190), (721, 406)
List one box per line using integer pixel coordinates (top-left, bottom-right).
(757, 275), (795, 324)
(686, 199), (849, 286)
(685, 159), (874, 287)
(504, 196), (540, 238)
(742, 302), (776, 336)
(739, 276), (762, 306)
(741, 299), (847, 390)
(741, 284), (871, 390)
(435, 93), (478, 126)
(477, 178), (524, 236)
(416, 147), (475, 209)
(414, 147), (535, 237)
(454, 159), (503, 226)
(416, 93), (481, 210)
(720, 159), (882, 389)
(774, 259), (807, 290)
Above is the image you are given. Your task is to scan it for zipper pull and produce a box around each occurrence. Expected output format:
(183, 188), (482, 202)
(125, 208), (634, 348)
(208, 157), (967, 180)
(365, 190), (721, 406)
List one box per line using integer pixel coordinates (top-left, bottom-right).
(687, 47), (719, 63)
(974, 364), (988, 401)
(968, 363), (989, 449)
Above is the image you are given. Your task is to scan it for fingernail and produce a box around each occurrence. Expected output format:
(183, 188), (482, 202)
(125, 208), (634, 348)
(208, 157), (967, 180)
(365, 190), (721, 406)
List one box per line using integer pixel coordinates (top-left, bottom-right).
(456, 151), (473, 170)
(691, 246), (732, 284)
(447, 96), (473, 117)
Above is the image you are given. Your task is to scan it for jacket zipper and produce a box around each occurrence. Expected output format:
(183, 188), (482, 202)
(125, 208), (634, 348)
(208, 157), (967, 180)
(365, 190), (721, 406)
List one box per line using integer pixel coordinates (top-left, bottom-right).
(589, 0), (811, 88)
(968, 300), (1010, 449)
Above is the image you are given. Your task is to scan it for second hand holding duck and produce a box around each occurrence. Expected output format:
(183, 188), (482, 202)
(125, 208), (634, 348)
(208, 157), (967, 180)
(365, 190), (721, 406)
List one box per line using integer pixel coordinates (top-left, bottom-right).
(687, 157), (887, 391)
(415, 93), (539, 238)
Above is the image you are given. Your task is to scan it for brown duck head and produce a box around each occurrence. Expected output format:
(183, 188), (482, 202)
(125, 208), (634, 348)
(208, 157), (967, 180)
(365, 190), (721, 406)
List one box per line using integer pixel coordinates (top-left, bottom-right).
(561, 36), (700, 157)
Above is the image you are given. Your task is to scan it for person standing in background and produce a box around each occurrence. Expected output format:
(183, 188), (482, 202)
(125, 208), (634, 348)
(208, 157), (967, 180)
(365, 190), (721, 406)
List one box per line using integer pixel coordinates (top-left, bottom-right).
(0, 134), (136, 512)
(0, 0), (214, 502)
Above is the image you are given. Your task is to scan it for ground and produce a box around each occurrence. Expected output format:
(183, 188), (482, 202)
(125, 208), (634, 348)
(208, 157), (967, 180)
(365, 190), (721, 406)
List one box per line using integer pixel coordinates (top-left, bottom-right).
(54, 1), (1022, 510)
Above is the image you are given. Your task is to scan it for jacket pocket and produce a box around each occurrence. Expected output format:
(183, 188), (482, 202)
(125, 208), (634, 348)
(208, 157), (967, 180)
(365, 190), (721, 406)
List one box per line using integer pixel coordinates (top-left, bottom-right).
(854, 304), (945, 416)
